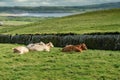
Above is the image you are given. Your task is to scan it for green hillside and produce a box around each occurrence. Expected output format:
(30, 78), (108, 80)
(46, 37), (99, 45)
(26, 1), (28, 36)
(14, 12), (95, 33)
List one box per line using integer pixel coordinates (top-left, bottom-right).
(0, 9), (120, 34)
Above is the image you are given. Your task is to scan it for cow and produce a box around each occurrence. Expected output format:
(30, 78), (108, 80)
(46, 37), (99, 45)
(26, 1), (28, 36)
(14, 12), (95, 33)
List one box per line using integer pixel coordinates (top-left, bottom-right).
(27, 41), (45, 48)
(74, 43), (87, 50)
(13, 46), (29, 54)
(27, 42), (54, 52)
(62, 43), (87, 52)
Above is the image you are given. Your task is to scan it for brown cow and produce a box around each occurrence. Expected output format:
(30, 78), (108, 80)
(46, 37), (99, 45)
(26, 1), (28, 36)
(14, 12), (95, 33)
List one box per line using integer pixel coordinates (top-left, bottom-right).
(62, 43), (87, 52)
(75, 43), (87, 50)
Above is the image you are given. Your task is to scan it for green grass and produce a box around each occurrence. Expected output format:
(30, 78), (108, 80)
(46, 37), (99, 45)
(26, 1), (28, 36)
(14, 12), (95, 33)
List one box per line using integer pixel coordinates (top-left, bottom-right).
(0, 16), (52, 34)
(0, 9), (120, 80)
(2, 21), (31, 26)
(0, 9), (120, 34)
(0, 43), (120, 80)
(0, 16), (52, 31)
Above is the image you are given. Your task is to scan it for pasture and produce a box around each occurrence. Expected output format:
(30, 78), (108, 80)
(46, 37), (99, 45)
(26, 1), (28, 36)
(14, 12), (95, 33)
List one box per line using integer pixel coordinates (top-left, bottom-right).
(0, 43), (120, 80)
(0, 9), (120, 34)
(0, 9), (120, 80)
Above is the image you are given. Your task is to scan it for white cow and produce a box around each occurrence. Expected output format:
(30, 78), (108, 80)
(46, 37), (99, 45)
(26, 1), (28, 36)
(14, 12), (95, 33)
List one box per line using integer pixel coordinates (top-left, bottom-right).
(27, 41), (45, 48)
(27, 42), (54, 52)
(13, 46), (29, 54)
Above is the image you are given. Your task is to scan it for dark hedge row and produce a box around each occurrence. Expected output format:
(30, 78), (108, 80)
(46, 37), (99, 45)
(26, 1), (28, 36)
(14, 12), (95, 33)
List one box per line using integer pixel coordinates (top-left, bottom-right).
(0, 34), (120, 50)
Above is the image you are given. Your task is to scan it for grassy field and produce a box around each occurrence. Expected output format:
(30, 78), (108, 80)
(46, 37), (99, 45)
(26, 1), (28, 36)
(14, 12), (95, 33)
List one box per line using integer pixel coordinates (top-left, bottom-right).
(0, 16), (52, 34)
(2, 21), (31, 26)
(0, 9), (120, 80)
(0, 9), (120, 34)
(0, 43), (120, 80)
(0, 16), (52, 27)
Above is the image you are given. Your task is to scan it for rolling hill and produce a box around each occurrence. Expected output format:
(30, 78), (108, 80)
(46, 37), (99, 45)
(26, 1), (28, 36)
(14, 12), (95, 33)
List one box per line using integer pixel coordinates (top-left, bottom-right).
(0, 9), (120, 34)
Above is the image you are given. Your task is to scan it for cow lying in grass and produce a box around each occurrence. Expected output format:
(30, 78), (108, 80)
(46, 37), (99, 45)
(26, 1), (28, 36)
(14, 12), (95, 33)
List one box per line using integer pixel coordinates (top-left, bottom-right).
(27, 42), (54, 52)
(13, 46), (29, 54)
(62, 43), (87, 52)
(13, 42), (54, 54)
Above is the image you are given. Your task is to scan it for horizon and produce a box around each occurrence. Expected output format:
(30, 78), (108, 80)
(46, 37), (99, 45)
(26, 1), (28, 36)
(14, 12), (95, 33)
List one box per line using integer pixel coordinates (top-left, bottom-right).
(0, 1), (120, 7)
(0, 0), (120, 7)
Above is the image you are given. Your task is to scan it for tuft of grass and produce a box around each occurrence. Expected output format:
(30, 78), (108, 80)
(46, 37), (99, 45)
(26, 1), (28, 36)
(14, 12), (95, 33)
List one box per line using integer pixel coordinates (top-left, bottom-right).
(0, 43), (120, 80)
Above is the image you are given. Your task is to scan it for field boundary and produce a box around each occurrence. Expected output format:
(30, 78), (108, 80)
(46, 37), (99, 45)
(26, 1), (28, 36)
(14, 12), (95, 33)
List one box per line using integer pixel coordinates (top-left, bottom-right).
(0, 32), (120, 50)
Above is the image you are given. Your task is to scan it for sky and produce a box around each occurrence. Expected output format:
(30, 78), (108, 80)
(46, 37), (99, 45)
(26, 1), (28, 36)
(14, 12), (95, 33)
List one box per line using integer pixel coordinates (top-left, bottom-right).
(0, 0), (120, 6)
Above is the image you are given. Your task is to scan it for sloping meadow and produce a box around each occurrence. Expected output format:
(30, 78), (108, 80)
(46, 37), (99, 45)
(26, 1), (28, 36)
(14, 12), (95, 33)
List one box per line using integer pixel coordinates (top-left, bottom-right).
(0, 32), (120, 50)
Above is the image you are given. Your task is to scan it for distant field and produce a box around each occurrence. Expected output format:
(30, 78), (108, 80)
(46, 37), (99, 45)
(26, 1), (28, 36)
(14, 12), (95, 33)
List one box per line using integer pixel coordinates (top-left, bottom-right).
(2, 21), (31, 26)
(0, 43), (120, 80)
(0, 16), (52, 33)
(0, 16), (49, 22)
(0, 9), (119, 34)
(0, 16), (51, 26)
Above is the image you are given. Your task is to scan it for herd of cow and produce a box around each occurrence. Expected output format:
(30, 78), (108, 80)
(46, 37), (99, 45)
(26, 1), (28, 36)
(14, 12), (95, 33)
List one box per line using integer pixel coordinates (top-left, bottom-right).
(13, 41), (88, 54)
